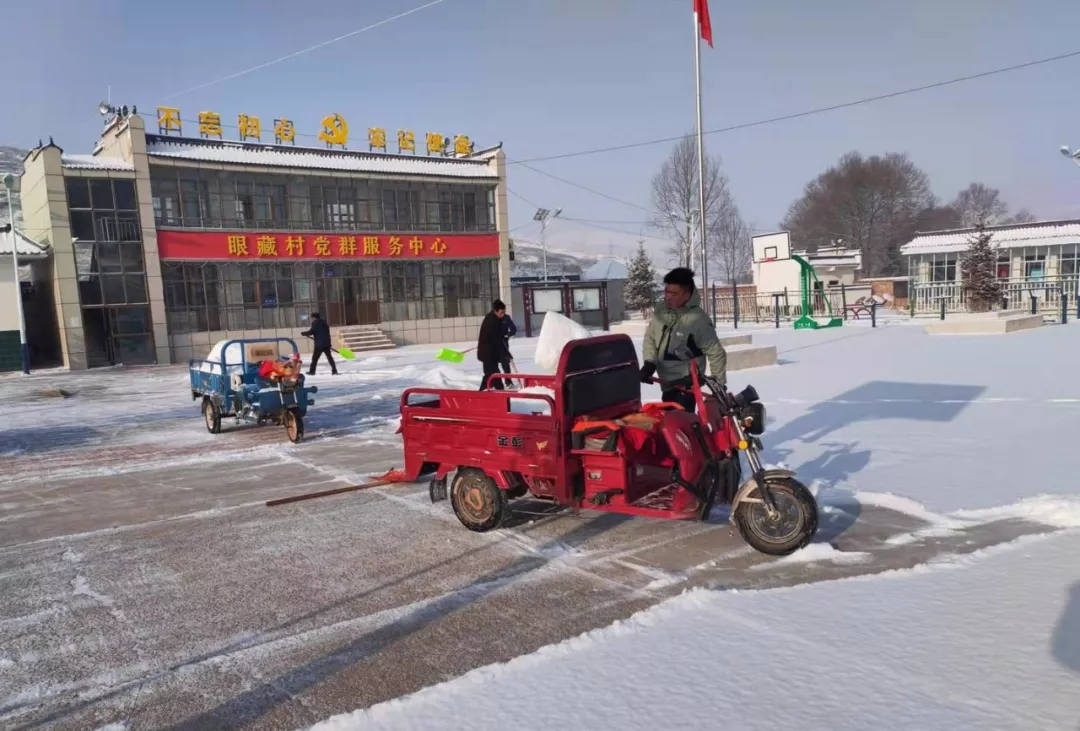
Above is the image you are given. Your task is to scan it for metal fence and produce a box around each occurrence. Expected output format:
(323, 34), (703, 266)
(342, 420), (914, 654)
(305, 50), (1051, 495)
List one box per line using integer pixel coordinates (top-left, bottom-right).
(706, 284), (874, 324)
(910, 277), (1079, 317)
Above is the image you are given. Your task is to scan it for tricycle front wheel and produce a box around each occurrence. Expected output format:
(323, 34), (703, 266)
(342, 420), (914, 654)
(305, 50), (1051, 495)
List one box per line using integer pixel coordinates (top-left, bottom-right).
(284, 410), (304, 443)
(450, 468), (507, 532)
(732, 476), (818, 556)
(203, 398), (222, 434)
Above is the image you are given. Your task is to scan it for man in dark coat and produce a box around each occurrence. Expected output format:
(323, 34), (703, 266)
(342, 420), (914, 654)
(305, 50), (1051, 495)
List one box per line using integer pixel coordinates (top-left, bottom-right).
(477, 300), (512, 391)
(301, 312), (338, 376)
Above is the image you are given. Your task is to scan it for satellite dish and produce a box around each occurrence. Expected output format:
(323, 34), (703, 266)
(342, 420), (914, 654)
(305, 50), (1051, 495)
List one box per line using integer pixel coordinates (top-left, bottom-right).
(98, 101), (112, 117)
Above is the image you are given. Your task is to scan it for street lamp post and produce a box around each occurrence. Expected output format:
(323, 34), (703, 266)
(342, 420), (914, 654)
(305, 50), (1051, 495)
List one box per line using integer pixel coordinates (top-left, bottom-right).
(533, 207), (562, 282)
(1061, 145), (1080, 169)
(2, 174), (29, 374)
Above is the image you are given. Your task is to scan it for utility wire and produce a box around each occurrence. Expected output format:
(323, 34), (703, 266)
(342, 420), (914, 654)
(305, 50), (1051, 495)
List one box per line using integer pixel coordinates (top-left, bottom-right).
(506, 186), (541, 210)
(164, 0), (447, 99)
(507, 49), (1080, 165)
(564, 217), (655, 225)
(511, 159), (658, 214)
(557, 217), (673, 243)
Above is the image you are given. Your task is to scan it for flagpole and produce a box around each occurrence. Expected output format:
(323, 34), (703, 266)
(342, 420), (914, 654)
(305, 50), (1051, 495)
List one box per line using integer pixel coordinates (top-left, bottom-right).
(693, 9), (709, 300)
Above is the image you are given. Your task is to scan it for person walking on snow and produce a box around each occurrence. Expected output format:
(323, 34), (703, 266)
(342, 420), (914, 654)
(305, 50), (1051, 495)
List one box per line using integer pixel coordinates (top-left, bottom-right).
(500, 312), (518, 378)
(301, 312), (338, 376)
(639, 267), (727, 413)
(477, 299), (512, 391)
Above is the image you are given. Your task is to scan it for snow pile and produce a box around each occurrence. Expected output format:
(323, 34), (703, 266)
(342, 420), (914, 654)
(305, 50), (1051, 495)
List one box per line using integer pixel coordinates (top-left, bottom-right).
(952, 494), (1080, 529)
(758, 542), (872, 567)
(533, 312), (591, 373)
(306, 530), (1080, 731)
(196, 340), (247, 375)
(510, 386), (556, 415)
(419, 366), (476, 389)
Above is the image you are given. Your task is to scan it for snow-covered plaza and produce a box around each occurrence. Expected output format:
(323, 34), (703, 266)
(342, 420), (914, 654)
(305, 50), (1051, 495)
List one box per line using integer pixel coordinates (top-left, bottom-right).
(2, 320), (1079, 731)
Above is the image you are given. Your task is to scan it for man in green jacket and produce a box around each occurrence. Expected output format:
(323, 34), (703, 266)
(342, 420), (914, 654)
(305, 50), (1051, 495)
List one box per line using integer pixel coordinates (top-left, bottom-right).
(639, 267), (727, 413)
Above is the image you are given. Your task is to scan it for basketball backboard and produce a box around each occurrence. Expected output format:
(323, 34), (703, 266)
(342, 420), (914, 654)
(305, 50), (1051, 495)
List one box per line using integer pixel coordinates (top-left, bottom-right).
(752, 231), (791, 263)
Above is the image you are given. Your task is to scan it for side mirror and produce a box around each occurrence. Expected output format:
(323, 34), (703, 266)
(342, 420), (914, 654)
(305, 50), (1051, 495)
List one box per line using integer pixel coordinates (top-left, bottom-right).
(733, 385), (759, 407)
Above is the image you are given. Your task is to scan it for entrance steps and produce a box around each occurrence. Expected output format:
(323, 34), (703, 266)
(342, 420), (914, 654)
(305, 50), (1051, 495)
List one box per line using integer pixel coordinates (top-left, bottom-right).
(337, 326), (396, 353)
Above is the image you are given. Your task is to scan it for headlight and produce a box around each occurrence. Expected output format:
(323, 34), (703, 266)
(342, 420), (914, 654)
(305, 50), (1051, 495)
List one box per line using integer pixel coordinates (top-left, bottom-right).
(744, 402), (766, 435)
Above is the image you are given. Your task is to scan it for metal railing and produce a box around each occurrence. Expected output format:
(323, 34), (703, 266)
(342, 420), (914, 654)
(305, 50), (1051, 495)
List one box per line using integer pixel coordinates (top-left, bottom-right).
(706, 284), (876, 324)
(910, 277), (1078, 315)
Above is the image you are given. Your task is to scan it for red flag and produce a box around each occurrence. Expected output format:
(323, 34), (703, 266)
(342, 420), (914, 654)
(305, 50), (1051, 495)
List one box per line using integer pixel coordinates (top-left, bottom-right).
(694, 0), (713, 47)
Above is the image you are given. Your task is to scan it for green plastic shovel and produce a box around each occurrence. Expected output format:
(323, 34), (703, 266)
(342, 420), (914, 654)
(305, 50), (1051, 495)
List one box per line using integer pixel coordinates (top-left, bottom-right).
(436, 346), (475, 364)
(304, 334), (355, 360)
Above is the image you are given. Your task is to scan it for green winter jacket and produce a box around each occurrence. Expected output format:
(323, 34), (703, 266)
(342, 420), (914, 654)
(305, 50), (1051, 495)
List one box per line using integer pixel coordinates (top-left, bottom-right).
(642, 290), (727, 386)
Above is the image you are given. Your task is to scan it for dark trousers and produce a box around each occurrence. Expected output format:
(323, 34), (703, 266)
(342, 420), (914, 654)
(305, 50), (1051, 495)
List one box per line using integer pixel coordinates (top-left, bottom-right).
(662, 386), (697, 414)
(481, 359), (504, 391)
(309, 347), (337, 375)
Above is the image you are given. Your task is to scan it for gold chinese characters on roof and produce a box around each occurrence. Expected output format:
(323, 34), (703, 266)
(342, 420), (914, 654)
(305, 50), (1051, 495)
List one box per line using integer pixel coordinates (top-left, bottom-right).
(155, 106), (475, 157)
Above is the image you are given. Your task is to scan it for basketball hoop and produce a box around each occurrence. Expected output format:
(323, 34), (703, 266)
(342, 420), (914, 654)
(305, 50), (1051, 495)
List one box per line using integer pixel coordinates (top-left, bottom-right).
(762, 257), (776, 263)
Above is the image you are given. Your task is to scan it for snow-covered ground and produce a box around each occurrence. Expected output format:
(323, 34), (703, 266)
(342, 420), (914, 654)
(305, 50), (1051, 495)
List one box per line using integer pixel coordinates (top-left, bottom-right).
(312, 531), (1080, 731)
(302, 321), (1080, 731)
(2, 320), (1079, 730)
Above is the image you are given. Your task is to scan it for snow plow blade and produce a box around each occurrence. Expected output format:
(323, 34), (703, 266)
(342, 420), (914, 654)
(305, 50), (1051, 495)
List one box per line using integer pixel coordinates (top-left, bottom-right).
(265, 469), (410, 507)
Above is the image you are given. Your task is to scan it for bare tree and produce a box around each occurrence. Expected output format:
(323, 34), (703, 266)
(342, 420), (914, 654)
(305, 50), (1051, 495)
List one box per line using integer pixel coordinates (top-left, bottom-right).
(780, 151), (935, 277)
(649, 134), (739, 269)
(951, 183), (1008, 227)
(1004, 208), (1037, 224)
(914, 204), (962, 232)
(710, 206), (752, 284)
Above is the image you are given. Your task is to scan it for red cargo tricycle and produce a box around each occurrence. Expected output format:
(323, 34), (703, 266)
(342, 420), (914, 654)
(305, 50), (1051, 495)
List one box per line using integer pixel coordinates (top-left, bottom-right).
(396, 334), (818, 556)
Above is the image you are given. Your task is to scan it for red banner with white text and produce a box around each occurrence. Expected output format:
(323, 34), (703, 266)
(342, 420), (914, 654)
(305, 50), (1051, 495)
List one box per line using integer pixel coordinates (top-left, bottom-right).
(157, 230), (501, 261)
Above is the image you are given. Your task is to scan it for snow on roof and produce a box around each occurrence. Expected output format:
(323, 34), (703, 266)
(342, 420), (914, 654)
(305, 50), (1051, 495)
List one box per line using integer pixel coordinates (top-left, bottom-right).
(901, 220), (1080, 256)
(144, 135), (500, 179)
(61, 154), (135, 172)
(0, 228), (49, 258)
(582, 258), (628, 281)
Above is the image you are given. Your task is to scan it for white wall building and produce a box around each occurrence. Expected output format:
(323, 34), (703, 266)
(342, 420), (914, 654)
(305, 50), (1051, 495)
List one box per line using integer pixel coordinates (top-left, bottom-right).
(900, 219), (1080, 312)
(901, 220), (1080, 284)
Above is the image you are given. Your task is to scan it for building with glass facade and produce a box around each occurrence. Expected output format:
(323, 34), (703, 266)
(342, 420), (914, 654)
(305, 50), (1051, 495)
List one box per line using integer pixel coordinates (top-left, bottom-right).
(15, 109), (510, 369)
(900, 219), (1080, 312)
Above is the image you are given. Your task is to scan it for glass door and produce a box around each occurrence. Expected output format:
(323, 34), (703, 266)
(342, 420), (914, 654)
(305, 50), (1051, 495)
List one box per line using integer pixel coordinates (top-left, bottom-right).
(108, 306), (155, 365)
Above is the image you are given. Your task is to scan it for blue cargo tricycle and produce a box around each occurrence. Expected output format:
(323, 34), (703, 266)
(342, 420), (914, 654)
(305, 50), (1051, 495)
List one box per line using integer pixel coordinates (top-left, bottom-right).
(189, 338), (318, 443)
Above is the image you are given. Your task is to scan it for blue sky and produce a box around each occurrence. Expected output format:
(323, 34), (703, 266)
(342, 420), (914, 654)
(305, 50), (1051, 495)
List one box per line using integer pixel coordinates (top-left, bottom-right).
(7, 0), (1080, 262)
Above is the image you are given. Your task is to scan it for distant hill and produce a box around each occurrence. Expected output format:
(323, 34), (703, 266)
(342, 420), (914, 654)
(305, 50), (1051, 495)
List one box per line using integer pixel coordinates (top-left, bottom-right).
(511, 241), (605, 279)
(0, 145), (25, 228)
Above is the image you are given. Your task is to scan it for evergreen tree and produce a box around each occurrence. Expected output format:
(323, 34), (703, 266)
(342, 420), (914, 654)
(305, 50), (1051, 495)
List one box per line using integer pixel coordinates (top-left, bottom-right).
(624, 242), (658, 314)
(961, 220), (1002, 312)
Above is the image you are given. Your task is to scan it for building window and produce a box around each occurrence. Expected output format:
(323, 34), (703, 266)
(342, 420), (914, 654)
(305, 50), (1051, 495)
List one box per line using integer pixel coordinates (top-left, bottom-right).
(162, 259), (499, 334)
(66, 178), (148, 307)
(572, 287), (601, 312)
(1060, 246), (1078, 279)
(930, 256), (957, 283)
(1024, 254), (1046, 281)
(996, 253), (1011, 280)
(149, 167), (498, 234)
(533, 289), (563, 313)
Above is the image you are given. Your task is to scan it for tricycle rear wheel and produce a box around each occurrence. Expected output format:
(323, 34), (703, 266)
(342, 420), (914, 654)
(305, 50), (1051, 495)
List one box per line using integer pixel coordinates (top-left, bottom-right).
(732, 476), (818, 556)
(284, 410), (304, 443)
(450, 468), (507, 532)
(203, 398), (222, 434)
